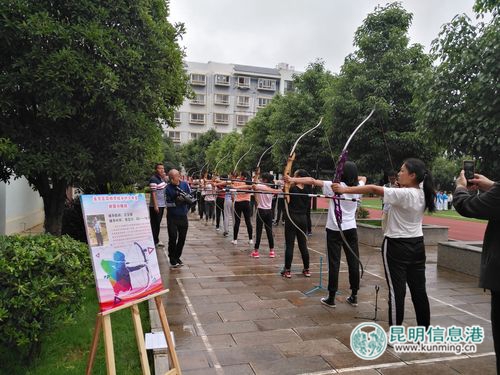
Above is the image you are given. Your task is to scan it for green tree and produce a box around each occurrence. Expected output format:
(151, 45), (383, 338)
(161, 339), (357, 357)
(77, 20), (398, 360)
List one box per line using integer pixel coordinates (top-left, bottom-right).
(162, 136), (181, 172)
(431, 155), (461, 192)
(178, 129), (218, 174)
(324, 3), (436, 179)
(0, 0), (189, 234)
(417, 1), (500, 180)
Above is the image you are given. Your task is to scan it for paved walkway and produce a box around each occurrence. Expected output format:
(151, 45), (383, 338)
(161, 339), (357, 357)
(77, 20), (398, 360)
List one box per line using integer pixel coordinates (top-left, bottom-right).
(150, 211), (496, 374)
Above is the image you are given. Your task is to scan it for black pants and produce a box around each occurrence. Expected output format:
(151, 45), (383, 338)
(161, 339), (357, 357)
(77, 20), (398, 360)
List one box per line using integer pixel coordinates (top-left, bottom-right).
(255, 208), (274, 250)
(149, 206), (164, 245)
(284, 212), (309, 270)
(204, 200), (215, 221)
(198, 194), (205, 219)
(275, 198), (285, 223)
(492, 290), (500, 374)
(382, 237), (430, 327)
(233, 201), (253, 240)
(215, 197), (225, 228)
(167, 214), (188, 265)
(326, 228), (360, 295)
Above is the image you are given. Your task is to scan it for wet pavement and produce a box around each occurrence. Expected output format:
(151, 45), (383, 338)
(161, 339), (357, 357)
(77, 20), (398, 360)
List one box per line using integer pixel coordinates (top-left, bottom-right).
(151, 211), (496, 375)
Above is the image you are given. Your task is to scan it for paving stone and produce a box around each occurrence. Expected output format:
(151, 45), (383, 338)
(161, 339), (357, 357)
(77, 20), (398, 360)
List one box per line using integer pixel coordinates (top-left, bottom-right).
(379, 362), (463, 375)
(250, 355), (332, 375)
(214, 345), (285, 366)
(276, 337), (350, 357)
(219, 309), (278, 322)
(232, 328), (302, 346)
(202, 320), (260, 335)
(322, 350), (402, 369)
(254, 317), (318, 331)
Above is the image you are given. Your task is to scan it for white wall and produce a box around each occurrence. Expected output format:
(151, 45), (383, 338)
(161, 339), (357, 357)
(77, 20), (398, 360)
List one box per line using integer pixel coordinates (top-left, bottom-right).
(0, 176), (44, 234)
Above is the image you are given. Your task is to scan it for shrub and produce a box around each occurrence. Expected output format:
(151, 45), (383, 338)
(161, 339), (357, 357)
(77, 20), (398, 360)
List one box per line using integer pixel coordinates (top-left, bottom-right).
(356, 206), (370, 219)
(0, 234), (93, 362)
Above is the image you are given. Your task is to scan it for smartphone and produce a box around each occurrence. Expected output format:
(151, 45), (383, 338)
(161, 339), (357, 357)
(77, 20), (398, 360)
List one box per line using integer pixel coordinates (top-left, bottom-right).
(463, 160), (475, 180)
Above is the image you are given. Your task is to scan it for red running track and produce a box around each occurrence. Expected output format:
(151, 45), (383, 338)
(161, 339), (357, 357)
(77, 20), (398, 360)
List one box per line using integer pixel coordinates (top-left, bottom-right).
(315, 198), (486, 241)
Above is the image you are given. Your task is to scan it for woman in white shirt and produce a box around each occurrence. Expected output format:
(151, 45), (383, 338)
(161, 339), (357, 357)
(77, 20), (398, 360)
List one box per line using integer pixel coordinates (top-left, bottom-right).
(285, 161), (365, 308)
(333, 158), (436, 328)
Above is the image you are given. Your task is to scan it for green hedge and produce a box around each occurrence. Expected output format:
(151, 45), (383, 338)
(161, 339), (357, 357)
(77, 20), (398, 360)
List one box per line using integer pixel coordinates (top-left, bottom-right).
(0, 234), (93, 362)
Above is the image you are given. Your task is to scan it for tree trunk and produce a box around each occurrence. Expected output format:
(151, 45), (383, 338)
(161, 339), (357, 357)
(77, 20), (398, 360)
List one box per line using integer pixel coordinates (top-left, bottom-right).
(41, 179), (69, 235)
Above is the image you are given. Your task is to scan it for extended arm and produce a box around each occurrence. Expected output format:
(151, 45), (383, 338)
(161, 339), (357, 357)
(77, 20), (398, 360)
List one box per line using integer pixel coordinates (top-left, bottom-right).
(332, 183), (384, 196)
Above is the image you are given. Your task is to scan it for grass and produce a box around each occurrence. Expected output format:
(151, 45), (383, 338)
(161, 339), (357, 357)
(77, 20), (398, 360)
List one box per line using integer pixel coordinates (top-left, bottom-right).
(361, 198), (486, 223)
(0, 286), (152, 375)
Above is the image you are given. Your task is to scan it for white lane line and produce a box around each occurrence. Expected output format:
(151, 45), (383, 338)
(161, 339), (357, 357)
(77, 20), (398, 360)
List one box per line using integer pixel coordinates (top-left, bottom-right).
(177, 278), (224, 374)
(299, 351), (496, 374)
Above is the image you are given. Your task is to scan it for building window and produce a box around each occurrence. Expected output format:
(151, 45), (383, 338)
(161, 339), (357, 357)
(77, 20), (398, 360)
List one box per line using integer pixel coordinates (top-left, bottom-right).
(190, 93), (206, 105)
(190, 73), (206, 86)
(257, 97), (272, 108)
(214, 74), (230, 86)
(190, 132), (200, 140)
(237, 96), (250, 107)
(257, 78), (276, 91)
(168, 131), (181, 143)
(284, 80), (294, 93)
(214, 113), (229, 125)
(189, 113), (206, 125)
(174, 111), (181, 123)
(214, 93), (230, 105)
(236, 115), (250, 126)
(236, 76), (250, 88)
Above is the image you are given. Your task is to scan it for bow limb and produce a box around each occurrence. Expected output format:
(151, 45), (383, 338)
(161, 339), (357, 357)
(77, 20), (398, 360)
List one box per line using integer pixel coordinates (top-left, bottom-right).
(331, 109), (375, 279)
(233, 145), (253, 177)
(283, 152), (296, 203)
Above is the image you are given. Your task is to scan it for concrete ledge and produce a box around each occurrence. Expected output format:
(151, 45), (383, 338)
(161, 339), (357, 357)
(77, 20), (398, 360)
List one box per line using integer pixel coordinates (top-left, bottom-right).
(357, 219), (449, 247)
(437, 241), (482, 277)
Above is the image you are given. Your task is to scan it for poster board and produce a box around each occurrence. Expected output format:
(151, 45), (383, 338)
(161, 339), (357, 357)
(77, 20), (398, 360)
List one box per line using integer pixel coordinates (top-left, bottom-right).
(81, 194), (164, 312)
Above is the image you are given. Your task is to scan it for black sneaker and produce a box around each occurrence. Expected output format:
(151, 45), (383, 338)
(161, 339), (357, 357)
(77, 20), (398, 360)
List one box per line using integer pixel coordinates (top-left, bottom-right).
(177, 259), (184, 267)
(346, 295), (358, 306)
(321, 296), (336, 308)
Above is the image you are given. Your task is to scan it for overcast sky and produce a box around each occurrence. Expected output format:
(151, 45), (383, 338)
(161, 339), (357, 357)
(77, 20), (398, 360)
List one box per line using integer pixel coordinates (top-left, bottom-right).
(168, 0), (479, 73)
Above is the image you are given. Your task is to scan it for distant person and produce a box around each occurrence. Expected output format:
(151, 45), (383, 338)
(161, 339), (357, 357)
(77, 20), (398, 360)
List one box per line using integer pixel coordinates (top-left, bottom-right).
(165, 169), (192, 268)
(442, 191), (448, 211)
(231, 171), (253, 246)
(453, 170), (500, 374)
(251, 172), (282, 258)
(149, 163), (167, 247)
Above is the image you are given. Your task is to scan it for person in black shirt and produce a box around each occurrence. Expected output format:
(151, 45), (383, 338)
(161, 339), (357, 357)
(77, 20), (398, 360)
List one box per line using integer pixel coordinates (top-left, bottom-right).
(281, 169), (312, 278)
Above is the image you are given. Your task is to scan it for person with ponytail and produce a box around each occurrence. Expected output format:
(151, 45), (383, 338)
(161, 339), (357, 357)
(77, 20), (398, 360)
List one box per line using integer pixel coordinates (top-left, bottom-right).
(332, 158), (435, 328)
(251, 172), (282, 258)
(285, 161), (366, 308)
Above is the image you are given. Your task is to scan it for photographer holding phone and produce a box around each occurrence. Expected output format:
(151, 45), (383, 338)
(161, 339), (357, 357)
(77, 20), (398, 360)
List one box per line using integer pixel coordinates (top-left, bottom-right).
(453, 168), (500, 373)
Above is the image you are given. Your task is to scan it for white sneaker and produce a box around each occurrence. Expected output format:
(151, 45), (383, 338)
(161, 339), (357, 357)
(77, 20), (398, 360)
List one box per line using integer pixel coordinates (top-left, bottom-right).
(231, 239), (238, 245)
(248, 239), (254, 245)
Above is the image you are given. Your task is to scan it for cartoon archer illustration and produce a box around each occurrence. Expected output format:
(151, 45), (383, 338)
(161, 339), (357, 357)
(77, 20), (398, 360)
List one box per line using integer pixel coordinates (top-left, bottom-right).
(101, 248), (148, 304)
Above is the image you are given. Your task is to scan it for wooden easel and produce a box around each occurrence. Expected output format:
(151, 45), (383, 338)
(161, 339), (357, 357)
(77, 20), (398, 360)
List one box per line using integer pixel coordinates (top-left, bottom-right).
(86, 289), (181, 375)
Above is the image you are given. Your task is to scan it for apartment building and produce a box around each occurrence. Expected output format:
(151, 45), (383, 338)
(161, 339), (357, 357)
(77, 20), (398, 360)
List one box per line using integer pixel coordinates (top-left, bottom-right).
(164, 61), (296, 144)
